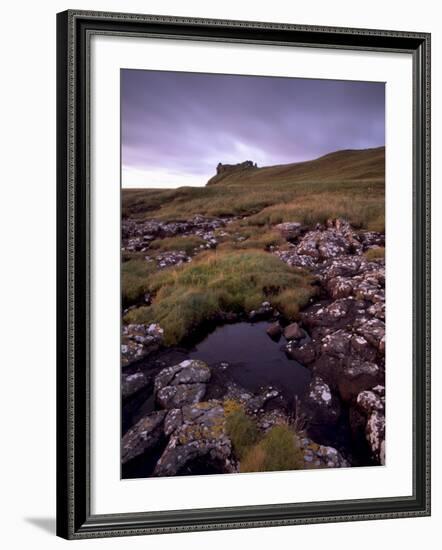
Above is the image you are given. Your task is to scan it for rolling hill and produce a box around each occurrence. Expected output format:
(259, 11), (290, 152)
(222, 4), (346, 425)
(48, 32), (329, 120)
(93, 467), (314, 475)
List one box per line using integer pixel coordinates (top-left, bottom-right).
(207, 147), (384, 186)
(122, 146), (385, 231)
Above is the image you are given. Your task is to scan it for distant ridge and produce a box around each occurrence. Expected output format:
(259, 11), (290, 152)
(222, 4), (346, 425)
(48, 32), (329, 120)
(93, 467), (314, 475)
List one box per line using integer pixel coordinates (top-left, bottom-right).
(206, 146), (385, 187)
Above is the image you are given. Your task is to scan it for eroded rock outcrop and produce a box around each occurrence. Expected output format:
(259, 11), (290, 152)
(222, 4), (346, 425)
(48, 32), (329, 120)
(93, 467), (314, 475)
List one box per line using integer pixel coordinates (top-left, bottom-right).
(300, 376), (341, 427)
(122, 371), (149, 400)
(122, 215), (233, 254)
(275, 218), (385, 464)
(356, 385), (385, 464)
(121, 323), (164, 367)
(154, 359), (211, 409)
(154, 401), (235, 476)
(298, 436), (349, 468)
(121, 410), (166, 464)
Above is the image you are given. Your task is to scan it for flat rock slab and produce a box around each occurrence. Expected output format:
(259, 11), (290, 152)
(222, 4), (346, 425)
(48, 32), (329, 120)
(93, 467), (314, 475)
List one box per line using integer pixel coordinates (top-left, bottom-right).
(122, 371), (148, 400)
(121, 410), (166, 464)
(154, 359), (211, 393)
(157, 383), (207, 409)
(154, 359), (211, 409)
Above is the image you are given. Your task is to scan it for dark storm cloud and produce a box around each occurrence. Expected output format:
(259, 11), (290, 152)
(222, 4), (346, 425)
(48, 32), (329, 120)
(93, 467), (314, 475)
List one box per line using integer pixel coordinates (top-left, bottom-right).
(121, 69), (385, 187)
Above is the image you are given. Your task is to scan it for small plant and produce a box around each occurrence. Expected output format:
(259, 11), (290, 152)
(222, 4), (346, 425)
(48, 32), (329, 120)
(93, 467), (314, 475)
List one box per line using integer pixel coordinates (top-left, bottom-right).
(240, 424), (303, 473)
(225, 408), (259, 459)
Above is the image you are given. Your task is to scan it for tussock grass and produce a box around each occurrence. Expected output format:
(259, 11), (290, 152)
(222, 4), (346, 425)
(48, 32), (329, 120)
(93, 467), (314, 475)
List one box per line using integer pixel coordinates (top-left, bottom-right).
(122, 259), (157, 307)
(149, 235), (205, 255)
(225, 406), (303, 472)
(245, 191), (384, 232)
(217, 225), (285, 251)
(226, 408), (260, 459)
(123, 180), (384, 230)
(240, 425), (304, 473)
(124, 250), (317, 345)
(225, 405), (304, 473)
(122, 147), (385, 343)
(364, 246), (385, 260)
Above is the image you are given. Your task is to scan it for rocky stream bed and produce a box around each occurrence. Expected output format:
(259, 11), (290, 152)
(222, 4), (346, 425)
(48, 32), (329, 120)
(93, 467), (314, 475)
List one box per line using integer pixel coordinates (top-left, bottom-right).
(121, 215), (385, 477)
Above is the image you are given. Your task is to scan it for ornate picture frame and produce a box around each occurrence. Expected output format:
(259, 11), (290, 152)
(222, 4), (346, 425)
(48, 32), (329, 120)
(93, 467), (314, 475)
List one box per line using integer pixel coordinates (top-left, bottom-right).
(56, 10), (430, 539)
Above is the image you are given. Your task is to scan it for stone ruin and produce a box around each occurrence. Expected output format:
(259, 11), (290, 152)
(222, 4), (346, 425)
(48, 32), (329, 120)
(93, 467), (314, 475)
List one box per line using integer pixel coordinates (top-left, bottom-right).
(207, 160), (258, 185)
(216, 160), (257, 174)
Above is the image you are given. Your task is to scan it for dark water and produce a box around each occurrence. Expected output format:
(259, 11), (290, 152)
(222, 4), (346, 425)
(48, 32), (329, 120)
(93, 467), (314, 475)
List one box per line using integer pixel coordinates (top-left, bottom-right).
(188, 321), (311, 399)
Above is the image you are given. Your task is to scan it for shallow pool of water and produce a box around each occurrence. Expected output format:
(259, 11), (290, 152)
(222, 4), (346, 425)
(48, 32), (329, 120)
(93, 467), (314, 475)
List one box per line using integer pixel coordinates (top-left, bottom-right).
(188, 321), (311, 399)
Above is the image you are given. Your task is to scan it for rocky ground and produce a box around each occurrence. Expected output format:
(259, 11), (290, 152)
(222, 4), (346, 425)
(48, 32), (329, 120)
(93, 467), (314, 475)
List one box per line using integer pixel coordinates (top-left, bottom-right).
(121, 215), (385, 476)
(122, 357), (349, 477)
(273, 218), (385, 465)
(122, 214), (234, 265)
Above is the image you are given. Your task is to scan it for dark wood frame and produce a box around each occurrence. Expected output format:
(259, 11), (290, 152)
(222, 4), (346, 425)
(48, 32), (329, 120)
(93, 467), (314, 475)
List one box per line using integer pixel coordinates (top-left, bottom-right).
(56, 9), (431, 540)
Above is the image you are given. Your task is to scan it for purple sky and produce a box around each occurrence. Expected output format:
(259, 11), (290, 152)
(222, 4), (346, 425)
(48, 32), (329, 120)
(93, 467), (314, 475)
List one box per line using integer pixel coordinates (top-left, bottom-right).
(121, 69), (385, 188)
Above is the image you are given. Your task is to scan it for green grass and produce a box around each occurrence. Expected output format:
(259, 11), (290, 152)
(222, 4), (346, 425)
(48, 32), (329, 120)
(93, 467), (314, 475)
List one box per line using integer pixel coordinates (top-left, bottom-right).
(149, 235), (205, 255)
(225, 406), (303, 472)
(240, 425), (304, 473)
(122, 147), (385, 342)
(122, 259), (157, 307)
(364, 246), (385, 260)
(122, 147), (385, 231)
(226, 408), (260, 459)
(123, 180), (384, 230)
(124, 249), (317, 345)
(243, 190), (385, 232)
(216, 225), (285, 251)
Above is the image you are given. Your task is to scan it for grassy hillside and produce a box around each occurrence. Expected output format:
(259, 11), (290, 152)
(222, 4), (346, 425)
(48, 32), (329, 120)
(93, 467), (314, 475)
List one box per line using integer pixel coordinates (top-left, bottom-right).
(122, 147), (385, 345)
(122, 147), (385, 231)
(207, 146), (385, 186)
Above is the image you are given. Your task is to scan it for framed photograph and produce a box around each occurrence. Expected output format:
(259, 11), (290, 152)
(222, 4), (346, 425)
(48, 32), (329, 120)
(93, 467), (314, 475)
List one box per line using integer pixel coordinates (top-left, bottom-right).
(56, 10), (431, 539)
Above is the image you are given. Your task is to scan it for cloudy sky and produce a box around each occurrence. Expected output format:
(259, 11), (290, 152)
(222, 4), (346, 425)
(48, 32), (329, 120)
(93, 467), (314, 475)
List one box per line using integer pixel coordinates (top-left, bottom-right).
(121, 69), (385, 188)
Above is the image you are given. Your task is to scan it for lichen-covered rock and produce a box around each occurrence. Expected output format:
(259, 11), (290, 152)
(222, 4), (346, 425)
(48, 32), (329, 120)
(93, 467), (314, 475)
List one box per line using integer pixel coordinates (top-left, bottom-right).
(157, 383), (207, 409)
(301, 377), (341, 426)
(356, 318), (385, 351)
(275, 222), (302, 240)
(164, 408), (183, 436)
(337, 359), (381, 402)
(298, 436), (349, 468)
(155, 359), (211, 391)
(356, 385), (385, 464)
(366, 410), (385, 464)
(152, 250), (191, 269)
(154, 402), (236, 477)
(154, 359), (211, 409)
(320, 329), (352, 357)
(121, 323), (164, 367)
(121, 410), (166, 464)
(285, 339), (316, 365)
(121, 371), (148, 400)
(357, 387), (384, 414)
(245, 387), (280, 414)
